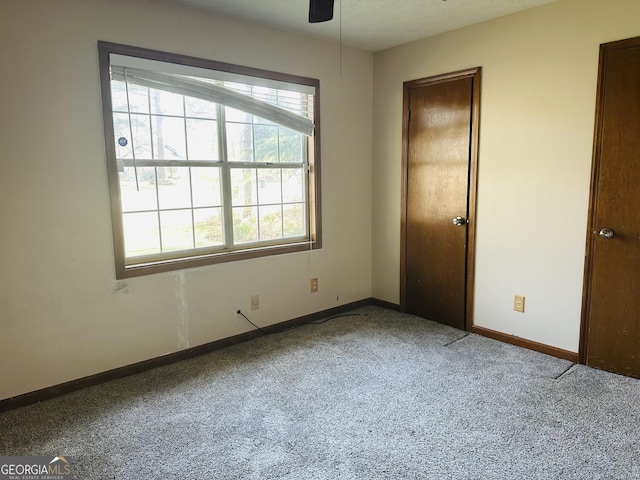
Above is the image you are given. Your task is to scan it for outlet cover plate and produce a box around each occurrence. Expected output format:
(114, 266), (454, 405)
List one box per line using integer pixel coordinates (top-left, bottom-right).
(514, 295), (525, 313)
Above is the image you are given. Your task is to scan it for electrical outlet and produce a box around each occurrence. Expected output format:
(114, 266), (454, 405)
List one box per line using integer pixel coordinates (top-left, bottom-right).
(310, 278), (318, 293)
(514, 295), (525, 313)
(251, 295), (259, 310)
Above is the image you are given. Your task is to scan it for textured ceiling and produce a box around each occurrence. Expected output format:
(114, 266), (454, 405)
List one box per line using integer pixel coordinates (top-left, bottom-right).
(168, 0), (560, 52)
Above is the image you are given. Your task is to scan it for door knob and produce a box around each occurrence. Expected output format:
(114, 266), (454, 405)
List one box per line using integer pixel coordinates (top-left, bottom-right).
(599, 228), (614, 239)
(452, 216), (466, 226)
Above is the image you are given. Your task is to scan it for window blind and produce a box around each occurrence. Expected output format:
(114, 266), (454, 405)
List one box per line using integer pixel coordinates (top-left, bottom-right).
(111, 66), (315, 136)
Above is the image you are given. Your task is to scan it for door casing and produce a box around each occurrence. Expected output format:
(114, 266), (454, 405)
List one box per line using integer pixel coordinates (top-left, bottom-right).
(400, 68), (481, 330)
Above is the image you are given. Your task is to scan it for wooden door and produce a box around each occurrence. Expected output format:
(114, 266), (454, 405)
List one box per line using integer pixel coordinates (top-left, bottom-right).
(401, 69), (481, 330)
(581, 37), (640, 378)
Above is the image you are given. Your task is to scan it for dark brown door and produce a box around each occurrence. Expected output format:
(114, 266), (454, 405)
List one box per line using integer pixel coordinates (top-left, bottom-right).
(582, 37), (640, 378)
(401, 70), (480, 330)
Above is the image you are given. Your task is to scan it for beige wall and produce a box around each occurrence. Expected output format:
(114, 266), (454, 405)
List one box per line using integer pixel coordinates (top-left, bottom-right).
(4, 0), (640, 402)
(372, 0), (640, 352)
(0, 0), (373, 400)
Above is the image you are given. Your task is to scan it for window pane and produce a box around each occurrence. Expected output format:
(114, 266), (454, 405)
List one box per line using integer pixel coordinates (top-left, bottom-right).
(127, 84), (150, 114)
(279, 127), (303, 163)
(253, 115), (276, 126)
(123, 212), (160, 257)
(152, 116), (186, 160)
(160, 209), (193, 252)
(119, 167), (158, 212)
(149, 88), (184, 116)
(186, 118), (218, 161)
(259, 205), (282, 241)
(112, 81), (149, 114)
(113, 113), (152, 160)
(258, 169), (282, 205)
(110, 80), (128, 112)
(157, 167), (191, 210)
(138, 167), (157, 185)
(254, 125), (278, 163)
(231, 168), (257, 206)
(282, 168), (304, 203)
(191, 167), (222, 208)
(233, 206), (258, 244)
(225, 106), (252, 123)
(283, 203), (306, 237)
(185, 97), (216, 119)
(113, 113), (133, 159)
(226, 123), (254, 162)
(194, 208), (224, 248)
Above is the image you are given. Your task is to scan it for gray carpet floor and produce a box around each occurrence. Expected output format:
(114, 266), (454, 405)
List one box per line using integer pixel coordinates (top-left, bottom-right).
(1, 306), (639, 479)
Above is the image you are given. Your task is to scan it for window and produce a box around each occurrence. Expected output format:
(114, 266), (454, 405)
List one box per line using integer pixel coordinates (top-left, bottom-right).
(98, 42), (321, 278)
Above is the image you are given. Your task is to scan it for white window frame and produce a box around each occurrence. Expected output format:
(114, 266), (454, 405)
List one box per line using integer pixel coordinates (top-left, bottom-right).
(98, 42), (322, 279)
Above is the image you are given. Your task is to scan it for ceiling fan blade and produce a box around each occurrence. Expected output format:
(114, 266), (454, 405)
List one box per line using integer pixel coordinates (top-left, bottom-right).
(309, 0), (334, 23)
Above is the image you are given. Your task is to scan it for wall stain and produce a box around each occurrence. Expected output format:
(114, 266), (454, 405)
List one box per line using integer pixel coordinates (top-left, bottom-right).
(175, 272), (189, 349)
(113, 281), (129, 294)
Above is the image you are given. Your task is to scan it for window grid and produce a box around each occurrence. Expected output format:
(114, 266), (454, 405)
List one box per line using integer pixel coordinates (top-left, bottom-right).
(99, 42), (321, 278)
(115, 81), (308, 261)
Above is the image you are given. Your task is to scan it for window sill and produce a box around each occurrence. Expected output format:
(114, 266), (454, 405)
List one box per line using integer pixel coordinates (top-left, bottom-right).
(117, 240), (321, 279)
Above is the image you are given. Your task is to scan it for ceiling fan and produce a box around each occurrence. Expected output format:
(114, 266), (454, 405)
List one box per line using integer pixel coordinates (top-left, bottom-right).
(309, 0), (335, 23)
